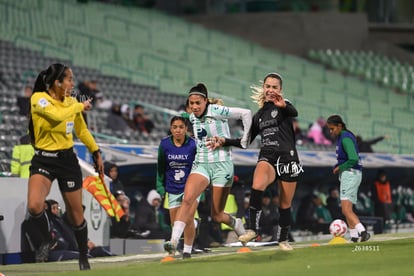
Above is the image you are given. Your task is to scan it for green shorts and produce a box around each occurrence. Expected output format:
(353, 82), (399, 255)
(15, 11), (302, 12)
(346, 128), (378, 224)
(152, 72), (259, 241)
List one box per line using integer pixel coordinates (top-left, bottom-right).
(191, 161), (234, 188)
(167, 192), (201, 209)
(339, 169), (362, 204)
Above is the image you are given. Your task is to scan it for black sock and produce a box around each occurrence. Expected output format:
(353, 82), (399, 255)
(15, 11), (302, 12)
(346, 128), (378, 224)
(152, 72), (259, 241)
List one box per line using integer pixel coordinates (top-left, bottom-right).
(28, 210), (51, 244)
(278, 207), (292, 242)
(73, 220), (88, 257)
(249, 189), (263, 232)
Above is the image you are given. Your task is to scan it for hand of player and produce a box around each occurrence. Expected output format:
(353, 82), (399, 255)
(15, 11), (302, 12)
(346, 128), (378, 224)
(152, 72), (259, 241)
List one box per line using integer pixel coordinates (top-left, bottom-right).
(206, 136), (224, 150)
(273, 93), (287, 108)
(83, 98), (93, 111)
(333, 166), (339, 174)
(93, 150), (104, 176)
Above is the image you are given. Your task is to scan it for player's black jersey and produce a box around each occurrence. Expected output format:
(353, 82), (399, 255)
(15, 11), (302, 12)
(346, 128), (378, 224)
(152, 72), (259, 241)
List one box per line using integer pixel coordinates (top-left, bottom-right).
(251, 101), (298, 155)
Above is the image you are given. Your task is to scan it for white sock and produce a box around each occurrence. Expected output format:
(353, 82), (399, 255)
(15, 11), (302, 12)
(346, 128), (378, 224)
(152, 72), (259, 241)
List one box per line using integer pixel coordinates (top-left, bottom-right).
(183, 244), (192, 254)
(355, 223), (366, 233)
(171, 220), (186, 244)
(349, 228), (359, 238)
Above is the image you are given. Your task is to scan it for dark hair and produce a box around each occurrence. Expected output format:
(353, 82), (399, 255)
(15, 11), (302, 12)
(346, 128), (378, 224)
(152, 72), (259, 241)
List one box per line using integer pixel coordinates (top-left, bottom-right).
(326, 114), (347, 130)
(170, 116), (187, 126)
(188, 83), (208, 98)
(29, 64), (69, 145)
(264, 72), (283, 88)
(33, 63), (68, 92)
(46, 199), (58, 206)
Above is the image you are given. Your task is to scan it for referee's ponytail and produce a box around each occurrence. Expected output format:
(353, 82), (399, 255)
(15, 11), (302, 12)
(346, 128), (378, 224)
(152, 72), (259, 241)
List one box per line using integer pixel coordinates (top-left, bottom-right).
(33, 63), (67, 93)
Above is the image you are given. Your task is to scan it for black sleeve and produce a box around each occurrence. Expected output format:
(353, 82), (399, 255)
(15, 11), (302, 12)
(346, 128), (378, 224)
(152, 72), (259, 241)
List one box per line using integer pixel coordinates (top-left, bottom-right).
(223, 138), (243, 148)
(366, 136), (385, 146)
(282, 101), (298, 117)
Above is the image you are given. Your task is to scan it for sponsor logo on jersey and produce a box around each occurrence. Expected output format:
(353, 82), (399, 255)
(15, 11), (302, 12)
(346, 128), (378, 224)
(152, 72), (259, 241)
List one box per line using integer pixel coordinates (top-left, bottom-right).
(67, 181), (75, 189)
(275, 157), (304, 177)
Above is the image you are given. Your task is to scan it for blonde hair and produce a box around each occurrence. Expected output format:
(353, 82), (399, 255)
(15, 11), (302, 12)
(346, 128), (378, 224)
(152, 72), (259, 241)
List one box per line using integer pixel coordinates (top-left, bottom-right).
(251, 72), (283, 108)
(209, 98), (224, 105)
(250, 84), (266, 108)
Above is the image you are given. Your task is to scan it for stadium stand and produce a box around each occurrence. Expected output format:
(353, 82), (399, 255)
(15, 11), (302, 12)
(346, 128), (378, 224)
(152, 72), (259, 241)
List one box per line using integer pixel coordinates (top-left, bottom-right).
(0, 0), (413, 155)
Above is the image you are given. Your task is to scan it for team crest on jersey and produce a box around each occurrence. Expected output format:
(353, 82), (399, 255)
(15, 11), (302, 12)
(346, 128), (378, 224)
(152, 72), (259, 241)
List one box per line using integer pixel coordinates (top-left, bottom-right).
(271, 109), (278, 118)
(38, 98), (49, 108)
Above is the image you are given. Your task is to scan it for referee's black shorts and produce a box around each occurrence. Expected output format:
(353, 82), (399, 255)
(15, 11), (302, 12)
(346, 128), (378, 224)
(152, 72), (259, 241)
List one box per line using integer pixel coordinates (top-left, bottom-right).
(30, 148), (83, 192)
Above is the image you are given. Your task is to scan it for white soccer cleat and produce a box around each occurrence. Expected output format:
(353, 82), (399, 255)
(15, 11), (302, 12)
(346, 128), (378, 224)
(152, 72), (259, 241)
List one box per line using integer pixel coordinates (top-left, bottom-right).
(238, 229), (257, 246)
(278, 241), (293, 251)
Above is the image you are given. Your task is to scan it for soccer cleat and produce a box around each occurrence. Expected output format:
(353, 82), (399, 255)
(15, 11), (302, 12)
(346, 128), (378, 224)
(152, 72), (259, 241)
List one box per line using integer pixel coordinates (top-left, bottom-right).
(234, 218), (246, 236)
(79, 256), (91, 270)
(351, 237), (359, 243)
(164, 240), (177, 255)
(238, 229), (257, 246)
(360, 231), (371, 242)
(278, 241), (293, 251)
(182, 252), (191, 259)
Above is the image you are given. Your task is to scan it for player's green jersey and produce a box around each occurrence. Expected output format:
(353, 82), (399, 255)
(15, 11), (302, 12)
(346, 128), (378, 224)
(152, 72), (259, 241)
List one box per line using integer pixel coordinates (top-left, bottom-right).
(189, 104), (251, 163)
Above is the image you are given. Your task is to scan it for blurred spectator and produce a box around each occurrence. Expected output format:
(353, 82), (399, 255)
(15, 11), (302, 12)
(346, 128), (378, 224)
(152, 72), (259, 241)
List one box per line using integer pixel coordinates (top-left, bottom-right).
(326, 186), (345, 220)
(110, 191), (148, 239)
(354, 191), (374, 217)
(132, 104), (155, 134)
(371, 169), (393, 226)
(356, 135), (388, 153)
(132, 190), (171, 239)
(77, 80), (99, 106)
(49, 200), (113, 260)
(11, 134), (34, 178)
(307, 117), (332, 145)
(296, 193), (331, 234)
(197, 187), (225, 249)
(177, 98), (193, 137)
(95, 92), (112, 110)
(104, 162), (125, 195)
(259, 191), (279, 242)
(16, 85), (33, 116)
(292, 118), (308, 146)
(106, 103), (132, 132)
(230, 175), (246, 220)
(21, 199), (113, 263)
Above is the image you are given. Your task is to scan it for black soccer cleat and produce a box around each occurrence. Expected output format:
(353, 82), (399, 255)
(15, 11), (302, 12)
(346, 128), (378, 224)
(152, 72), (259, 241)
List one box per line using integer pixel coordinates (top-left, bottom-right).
(182, 252), (191, 259)
(351, 237), (359, 243)
(360, 231), (371, 242)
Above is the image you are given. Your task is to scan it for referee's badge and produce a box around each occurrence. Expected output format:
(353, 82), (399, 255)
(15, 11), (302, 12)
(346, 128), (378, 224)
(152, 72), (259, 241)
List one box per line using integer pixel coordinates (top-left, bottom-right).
(38, 98), (49, 108)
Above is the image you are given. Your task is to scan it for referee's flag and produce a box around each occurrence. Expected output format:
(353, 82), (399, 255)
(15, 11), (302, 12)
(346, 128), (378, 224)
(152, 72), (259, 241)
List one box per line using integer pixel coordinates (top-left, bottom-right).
(82, 175), (125, 221)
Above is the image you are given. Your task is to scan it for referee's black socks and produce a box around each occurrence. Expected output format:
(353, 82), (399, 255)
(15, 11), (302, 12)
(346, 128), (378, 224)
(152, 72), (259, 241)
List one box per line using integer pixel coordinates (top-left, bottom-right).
(73, 220), (89, 257)
(28, 210), (51, 245)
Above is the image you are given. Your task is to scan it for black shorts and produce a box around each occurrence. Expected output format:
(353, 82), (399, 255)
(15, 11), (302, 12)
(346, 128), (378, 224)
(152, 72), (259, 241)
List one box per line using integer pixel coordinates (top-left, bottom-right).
(258, 148), (303, 182)
(30, 148), (83, 192)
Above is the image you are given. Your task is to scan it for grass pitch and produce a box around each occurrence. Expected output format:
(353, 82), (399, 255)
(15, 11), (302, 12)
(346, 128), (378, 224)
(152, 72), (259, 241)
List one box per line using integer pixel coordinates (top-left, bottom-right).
(1, 233), (413, 276)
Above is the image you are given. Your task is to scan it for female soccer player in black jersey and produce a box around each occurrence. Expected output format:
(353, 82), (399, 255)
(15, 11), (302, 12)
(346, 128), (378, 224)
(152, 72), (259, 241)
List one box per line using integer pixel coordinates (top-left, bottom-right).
(26, 64), (103, 270)
(216, 73), (303, 250)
